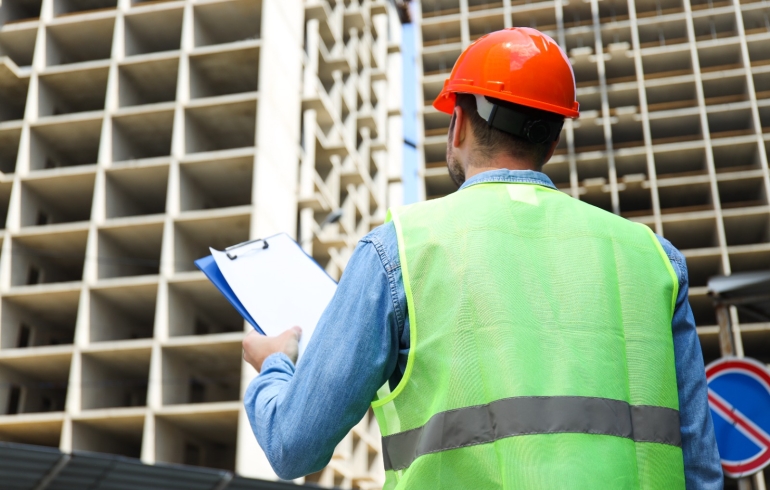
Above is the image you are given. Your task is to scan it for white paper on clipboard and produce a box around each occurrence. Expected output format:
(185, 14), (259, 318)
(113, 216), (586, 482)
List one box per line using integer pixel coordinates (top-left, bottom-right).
(210, 233), (337, 360)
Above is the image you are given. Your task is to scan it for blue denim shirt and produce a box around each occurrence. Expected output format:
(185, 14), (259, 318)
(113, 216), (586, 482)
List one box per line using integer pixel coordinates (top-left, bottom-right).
(245, 170), (723, 487)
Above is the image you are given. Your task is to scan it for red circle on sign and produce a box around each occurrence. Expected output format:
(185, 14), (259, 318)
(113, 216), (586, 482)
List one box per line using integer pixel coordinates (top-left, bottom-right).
(706, 357), (770, 478)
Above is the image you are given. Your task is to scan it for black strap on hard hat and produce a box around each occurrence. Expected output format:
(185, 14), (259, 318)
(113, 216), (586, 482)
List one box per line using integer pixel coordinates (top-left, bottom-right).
(473, 94), (564, 145)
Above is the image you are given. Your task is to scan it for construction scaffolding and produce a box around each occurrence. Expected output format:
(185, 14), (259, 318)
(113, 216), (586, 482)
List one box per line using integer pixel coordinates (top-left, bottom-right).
(414, 0), (770, 379)
(0, 0), (402, 488)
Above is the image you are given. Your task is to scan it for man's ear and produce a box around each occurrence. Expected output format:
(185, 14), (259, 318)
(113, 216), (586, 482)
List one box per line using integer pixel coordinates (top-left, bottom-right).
(543, 134), (561, 164)
(451, 106), (465, 149)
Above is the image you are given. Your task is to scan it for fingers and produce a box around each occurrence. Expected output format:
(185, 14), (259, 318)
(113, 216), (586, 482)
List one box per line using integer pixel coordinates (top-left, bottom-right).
(278, 326), (302, 341)
(242, 327), (304, 372)
(281, 327), (301, 365)
(242, 330), (256, 352)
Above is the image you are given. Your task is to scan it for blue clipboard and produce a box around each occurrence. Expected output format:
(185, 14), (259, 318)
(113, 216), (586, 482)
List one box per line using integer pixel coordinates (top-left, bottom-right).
(194, 255), (262, 334)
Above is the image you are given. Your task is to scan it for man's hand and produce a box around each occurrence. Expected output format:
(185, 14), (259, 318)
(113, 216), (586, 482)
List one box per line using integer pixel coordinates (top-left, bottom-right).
(243, 327), (302, 372)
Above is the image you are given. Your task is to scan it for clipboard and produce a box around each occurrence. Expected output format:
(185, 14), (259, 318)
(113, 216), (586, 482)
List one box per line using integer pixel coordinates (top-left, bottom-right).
(195, 233), (337, 359)
(194, 254), (260, 332)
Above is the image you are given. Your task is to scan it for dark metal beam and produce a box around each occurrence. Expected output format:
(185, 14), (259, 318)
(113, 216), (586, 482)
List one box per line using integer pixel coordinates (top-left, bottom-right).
(32, 453), (71, 490)
(393, 0), (412, 23)
(212, 471), (234, 490)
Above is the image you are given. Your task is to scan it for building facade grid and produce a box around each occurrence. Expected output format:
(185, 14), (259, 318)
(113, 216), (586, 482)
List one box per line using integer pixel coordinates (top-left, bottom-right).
(415, 0), (770, 364)
(0, 0), (402, 488)
(414, 1), (770, 485)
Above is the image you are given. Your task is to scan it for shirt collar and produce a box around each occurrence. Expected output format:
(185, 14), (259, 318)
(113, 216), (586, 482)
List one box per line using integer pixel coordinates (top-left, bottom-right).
(458, 169), (558, 191)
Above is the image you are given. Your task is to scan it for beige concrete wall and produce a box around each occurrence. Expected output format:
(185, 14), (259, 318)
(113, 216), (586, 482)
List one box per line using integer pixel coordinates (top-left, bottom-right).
(0, 0), (401, 487)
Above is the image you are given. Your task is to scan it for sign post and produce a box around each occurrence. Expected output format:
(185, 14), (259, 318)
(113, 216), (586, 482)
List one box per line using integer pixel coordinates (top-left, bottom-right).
(708, 271), (770, 489)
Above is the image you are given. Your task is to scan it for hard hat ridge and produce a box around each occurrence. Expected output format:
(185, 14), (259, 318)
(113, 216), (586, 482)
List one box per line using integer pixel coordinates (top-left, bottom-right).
(433, 27), (579, 119)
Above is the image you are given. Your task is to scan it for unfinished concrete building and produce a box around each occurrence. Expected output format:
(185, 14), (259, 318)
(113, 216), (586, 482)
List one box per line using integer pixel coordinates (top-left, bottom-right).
(0, 0), (402, 487)
(415, 1), (770, 377)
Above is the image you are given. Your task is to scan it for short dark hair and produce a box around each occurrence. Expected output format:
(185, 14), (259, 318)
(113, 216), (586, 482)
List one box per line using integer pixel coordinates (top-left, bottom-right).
(453, 93), (557, 168)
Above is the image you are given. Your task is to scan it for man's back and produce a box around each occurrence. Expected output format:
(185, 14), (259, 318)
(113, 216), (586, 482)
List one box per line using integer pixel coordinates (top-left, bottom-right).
(374, 181), (685, 488)
(244, 170), (722, 489)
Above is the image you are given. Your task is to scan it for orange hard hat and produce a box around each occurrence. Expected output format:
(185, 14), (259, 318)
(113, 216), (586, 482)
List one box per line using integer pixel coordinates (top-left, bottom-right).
(433, 28), (579, 119)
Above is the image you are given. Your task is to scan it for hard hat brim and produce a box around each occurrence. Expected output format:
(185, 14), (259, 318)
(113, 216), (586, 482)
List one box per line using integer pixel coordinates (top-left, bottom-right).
(434, 83), (580, 120)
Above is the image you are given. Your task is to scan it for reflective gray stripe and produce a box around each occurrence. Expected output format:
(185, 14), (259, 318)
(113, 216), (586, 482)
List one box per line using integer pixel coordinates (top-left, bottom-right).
(381, 396), (681, 471)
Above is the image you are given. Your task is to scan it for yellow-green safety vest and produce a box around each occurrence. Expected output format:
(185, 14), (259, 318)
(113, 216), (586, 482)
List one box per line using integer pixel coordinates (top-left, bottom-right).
(372, 182), (685, 489)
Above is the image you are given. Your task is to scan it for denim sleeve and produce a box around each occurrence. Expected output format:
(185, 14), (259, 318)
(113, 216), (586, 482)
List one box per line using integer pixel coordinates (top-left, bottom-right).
(656, 235), (723, 488)
(243, 225), (403, 480)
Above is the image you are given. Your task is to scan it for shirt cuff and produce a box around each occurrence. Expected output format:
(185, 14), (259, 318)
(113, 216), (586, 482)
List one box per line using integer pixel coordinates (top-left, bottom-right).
(260, 352), (296, 375)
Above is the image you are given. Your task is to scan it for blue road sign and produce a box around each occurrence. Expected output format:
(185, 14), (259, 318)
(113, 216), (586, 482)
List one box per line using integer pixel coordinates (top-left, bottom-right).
(706, 357), (770, 478)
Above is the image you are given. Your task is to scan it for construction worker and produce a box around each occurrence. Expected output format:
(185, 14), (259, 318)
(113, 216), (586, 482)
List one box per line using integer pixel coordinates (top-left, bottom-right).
(242, 28), (722, 488)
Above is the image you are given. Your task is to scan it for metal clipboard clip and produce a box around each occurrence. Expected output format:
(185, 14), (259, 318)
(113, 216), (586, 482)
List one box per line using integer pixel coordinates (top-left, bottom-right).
(225, 238), (269, 260)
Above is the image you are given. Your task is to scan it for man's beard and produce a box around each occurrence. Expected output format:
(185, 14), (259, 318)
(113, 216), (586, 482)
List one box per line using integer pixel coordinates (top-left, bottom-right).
(446, 138), (465, 188)
(447, 153), (465, 188)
